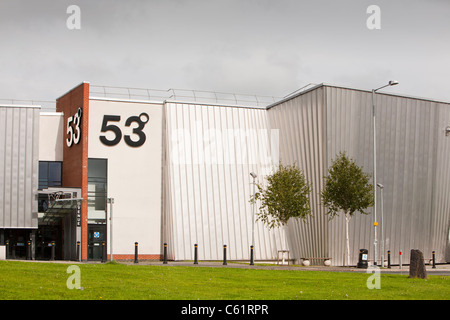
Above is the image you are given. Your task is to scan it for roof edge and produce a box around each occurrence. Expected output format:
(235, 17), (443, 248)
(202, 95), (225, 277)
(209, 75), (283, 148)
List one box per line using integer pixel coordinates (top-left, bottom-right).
(267, 83), (450, 108)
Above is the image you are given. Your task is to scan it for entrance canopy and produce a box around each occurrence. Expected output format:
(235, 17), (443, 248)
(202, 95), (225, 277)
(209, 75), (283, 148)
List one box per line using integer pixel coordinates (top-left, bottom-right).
(40, 198), (83, 224)
(38, 187), (82, 225)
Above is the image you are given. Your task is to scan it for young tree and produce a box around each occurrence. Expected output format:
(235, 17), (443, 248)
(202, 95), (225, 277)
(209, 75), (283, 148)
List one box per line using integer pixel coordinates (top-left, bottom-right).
(250, 163), (312, 229)
(320, 152), (374, 266)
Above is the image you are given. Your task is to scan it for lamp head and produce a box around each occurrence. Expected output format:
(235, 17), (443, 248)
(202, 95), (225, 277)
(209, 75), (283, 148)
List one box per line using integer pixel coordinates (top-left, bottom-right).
(388, 80), (399, 86)
(250, 172), (257, 179)
(377, 183), (384, 189)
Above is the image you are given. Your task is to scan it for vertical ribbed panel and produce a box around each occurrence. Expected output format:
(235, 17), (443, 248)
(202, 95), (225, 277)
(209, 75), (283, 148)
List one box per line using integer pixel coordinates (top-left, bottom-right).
(325, 86), (450, 265)
(0, 106), (39, 229)
(266, 85), (450, 265)
(162, 102), (287, 261)
(267, 87), (328, 264)
(325, 87), (374, 265)
(432, 103), (450, 263)
(161, 86), (450, 265)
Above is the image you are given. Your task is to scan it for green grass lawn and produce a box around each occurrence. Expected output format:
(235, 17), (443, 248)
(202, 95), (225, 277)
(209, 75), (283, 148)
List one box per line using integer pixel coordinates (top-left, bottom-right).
(0, 260), (448, 300)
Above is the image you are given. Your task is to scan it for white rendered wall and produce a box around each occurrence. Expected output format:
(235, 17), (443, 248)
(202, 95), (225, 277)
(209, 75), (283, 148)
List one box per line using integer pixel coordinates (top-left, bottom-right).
(39, 113), (64, 161)
(88, 98), (163, 257)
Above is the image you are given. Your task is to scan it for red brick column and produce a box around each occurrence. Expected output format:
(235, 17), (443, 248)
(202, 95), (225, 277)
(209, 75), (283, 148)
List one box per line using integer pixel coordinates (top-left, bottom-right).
(56, 82), (90, 260)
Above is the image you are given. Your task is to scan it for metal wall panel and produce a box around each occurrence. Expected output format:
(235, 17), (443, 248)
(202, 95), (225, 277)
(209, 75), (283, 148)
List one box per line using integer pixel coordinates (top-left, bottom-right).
(432, 103), (450, 263)
(325, 86), (375, 266)
(267, 85), (450, 265)
(161, 85), (450, 265)
(0, 105), (39, 229)
(324, 86), (450, 265)
(162, 102), (287, 261)
(267, 87), (329, 264)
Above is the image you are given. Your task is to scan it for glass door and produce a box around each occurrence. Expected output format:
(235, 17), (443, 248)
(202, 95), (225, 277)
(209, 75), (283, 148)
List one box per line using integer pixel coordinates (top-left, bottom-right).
(88, 224), (106, 260)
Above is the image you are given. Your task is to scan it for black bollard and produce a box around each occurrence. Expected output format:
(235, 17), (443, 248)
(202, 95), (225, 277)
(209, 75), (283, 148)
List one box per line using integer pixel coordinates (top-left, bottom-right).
(134, 242), (139, 264)
(387, 250), (391, 268)
(163, 243), (168, 264)
(76, 241), (81, 262)
(250, 245), (254, 265)
(50, 241), (55, 261)
(26, 241), (32, 260)
(223, 245), (227, 265)
(432, 251), (436, 269)
(194, 244), (198, 264)
(5, 240), (9, 259)
(101, 241), (106, 263)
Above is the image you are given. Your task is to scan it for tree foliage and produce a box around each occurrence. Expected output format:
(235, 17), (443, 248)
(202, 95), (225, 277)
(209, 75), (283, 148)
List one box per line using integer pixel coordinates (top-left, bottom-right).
(321, 152), (374, 218)
(250, 163), (312, 229)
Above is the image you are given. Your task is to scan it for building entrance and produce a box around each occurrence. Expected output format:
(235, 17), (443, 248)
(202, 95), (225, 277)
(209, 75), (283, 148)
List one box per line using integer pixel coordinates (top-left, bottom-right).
(36, 224), (62, 260)
(37, 188), (82, 261)
(88, 224), (106, 260)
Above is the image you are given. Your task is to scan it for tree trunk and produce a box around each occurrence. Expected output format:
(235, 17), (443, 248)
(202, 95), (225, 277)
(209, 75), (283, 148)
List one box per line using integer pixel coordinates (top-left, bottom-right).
(345, 213), (351, 266)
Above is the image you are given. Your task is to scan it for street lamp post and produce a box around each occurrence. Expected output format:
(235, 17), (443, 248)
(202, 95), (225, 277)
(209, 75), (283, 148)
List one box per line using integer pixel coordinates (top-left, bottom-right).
(250, 172), (257, 265)
(107, 197), (114, 262)
(377, 183), (384, 267)
(372, 80), (398, 266)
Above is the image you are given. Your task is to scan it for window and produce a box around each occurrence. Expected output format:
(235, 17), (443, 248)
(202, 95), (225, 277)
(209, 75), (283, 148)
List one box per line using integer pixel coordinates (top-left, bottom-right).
(38, 161), (62, 190)
(88, 159), (107, 223)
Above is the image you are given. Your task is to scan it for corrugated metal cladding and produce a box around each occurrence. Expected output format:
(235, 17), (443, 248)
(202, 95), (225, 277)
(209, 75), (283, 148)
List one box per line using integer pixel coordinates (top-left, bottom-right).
(325, 86), (450, 265)
(267, 84), (450, 265)
(0, 105), (40, 229)
(267, 87), (328, 263)
(162, 102), (287, 261)
(161, 85), (450, 265)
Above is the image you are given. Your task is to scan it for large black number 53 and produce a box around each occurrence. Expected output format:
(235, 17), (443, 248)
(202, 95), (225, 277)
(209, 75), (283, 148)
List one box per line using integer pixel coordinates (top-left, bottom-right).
(99, 113), (149, 147)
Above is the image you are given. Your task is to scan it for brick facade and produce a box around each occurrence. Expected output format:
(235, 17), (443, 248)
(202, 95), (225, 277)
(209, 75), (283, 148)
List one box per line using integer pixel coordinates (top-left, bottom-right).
(56, 82), (89, 260)
(55, 82), (162, 261)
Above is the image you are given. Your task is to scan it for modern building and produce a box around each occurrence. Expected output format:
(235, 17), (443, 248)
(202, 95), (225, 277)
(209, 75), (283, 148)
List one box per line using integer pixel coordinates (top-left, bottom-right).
(1, 82), (449, 265)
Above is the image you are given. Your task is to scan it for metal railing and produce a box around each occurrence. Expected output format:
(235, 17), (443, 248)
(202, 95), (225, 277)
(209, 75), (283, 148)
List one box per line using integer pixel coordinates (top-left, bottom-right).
(0, 83), (318, 112)
(89, 84), (283, 107)
(0, 98), (56, 112)
(282, 83), (319, 99)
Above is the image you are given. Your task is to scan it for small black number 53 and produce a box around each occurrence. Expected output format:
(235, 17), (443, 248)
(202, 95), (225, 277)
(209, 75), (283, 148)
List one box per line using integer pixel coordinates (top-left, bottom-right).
(99, 113), (149, 147)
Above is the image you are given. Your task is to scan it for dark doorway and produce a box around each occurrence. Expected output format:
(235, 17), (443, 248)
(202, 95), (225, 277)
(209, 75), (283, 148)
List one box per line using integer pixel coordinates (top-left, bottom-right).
(36, 224), (63, 260)
(88, 224), (106, 260)
(4, 229), (34, 259)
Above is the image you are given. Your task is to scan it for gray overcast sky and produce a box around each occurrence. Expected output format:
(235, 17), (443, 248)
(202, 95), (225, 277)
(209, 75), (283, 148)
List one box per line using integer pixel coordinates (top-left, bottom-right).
(1, 0), (449, 105)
